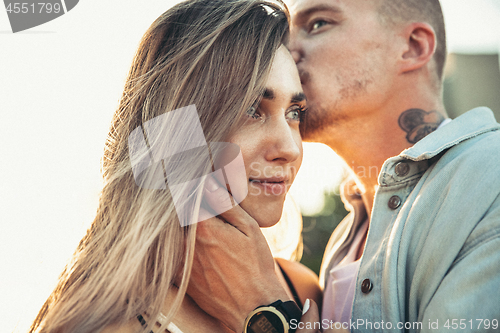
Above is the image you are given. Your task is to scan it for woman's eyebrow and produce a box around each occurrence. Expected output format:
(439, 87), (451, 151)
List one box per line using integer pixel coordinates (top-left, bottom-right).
(262, 88), (275, 100)
(261, 90), (305, 103)
(291, 92), (306, 103)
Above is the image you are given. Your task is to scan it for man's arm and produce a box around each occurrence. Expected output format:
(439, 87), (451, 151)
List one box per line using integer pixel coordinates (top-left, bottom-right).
(189, 206), (290, 332)
(188, 178), (320, 332)
(420, 199), (500, 332)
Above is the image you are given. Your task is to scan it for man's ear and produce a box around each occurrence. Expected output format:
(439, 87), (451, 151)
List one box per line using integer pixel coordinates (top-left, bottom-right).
(399, 22), (436, 74)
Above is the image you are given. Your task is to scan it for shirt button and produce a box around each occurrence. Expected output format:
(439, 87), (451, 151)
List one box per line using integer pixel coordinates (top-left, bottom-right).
(361, 279), (373, 294)
(388, 195), (402, 210)
(395, 162), (410, 177)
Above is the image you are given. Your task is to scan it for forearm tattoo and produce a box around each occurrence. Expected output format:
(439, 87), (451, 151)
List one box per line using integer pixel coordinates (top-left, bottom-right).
(398, 109), (445, 144)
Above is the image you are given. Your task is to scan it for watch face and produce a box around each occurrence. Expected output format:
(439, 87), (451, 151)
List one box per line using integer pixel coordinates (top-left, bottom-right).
(247, 310), (284, 333)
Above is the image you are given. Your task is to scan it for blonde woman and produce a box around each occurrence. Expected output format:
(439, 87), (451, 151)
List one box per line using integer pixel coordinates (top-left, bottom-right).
(30, 1), (321, 332)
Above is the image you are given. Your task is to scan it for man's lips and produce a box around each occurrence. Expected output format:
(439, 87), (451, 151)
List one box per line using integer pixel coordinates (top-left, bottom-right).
(298, 68), (310, 85)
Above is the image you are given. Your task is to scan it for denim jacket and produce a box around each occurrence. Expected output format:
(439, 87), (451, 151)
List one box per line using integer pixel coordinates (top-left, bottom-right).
(320, 107), (500, 332)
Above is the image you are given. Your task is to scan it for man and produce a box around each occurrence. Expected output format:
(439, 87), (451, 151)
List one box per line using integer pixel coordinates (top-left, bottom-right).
(189, 0), (500, 332)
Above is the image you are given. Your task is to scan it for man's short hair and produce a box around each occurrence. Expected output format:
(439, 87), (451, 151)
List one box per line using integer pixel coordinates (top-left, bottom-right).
(378, 0), (446, 82)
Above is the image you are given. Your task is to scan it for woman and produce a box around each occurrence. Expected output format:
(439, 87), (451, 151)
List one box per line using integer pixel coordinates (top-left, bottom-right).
(30, 1), (320, 332)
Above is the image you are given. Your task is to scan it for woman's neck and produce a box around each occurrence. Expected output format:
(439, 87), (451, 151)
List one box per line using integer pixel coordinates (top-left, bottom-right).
(164, 286), (233, 333)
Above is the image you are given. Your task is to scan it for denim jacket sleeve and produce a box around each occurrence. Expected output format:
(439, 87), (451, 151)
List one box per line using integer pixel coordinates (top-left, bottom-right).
(408, 130), (500, 332)
(323, 108), (500, 332)
(420, 193), (500, 332)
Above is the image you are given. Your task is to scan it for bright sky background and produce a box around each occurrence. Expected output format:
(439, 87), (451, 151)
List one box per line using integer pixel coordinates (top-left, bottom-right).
(1, 1), (499, 332)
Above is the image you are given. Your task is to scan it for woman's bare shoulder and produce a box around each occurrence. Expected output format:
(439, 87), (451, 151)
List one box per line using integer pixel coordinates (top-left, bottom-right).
(275, 258), (323, 311)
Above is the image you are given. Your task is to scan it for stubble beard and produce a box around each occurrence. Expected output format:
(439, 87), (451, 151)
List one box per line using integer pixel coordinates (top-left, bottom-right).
(300, 103), (340, 142)
(299, 68), (374, 143)
(299, 86), (351, 144)
(298, 69), (343, 142)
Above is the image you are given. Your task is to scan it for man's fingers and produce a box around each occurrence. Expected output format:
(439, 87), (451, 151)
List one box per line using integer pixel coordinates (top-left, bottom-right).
(197, 207), (215, 223)
(296, 299), (321, 333)
(202, 176), (258, 235)
(203, 176), (234, 215)
(196, 209), (250, 247)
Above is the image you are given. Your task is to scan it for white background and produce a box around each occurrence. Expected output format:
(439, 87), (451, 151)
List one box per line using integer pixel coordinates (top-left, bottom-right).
(1, 1), (499, 332)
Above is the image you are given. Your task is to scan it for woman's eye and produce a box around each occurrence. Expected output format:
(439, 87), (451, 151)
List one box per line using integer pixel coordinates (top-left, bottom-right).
(286, 106), (307, 122)
(246, 105), (264, 121)
(311, 20), (328, 32)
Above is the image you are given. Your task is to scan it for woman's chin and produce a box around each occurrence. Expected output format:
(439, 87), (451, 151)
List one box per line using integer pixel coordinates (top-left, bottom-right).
(241, 206), (283, 228)
(257, 217), (281, 228)
(253, 209), (283, 228)
(238, 197), (285, 228)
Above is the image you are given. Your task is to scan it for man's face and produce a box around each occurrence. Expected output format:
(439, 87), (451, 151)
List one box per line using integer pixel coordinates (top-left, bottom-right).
(287, 0), (398, 140)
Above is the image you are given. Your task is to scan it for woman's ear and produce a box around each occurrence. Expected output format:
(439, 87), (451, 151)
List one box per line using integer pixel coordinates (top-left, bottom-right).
(399, 22), (436, 74)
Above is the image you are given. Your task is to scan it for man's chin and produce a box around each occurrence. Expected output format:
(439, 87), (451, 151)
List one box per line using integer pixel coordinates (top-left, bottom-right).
(300, 131), (322, 142)
(300, 116), (326, 142)
(300, 103), (350, 142)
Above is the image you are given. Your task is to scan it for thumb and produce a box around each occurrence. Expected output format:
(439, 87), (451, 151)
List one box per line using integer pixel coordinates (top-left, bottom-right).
(203, 175), (258, 235)
(296, 299), (320, 333)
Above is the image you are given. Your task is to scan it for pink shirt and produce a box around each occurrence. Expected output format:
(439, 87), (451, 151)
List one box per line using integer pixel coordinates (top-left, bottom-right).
(321, 220), (368, 324)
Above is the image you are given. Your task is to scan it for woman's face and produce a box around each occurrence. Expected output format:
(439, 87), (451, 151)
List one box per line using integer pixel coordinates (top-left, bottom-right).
(229, 46), (305, 227)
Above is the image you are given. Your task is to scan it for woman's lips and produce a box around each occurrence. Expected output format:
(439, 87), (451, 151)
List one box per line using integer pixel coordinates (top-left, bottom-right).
(249, 179), (287, 195)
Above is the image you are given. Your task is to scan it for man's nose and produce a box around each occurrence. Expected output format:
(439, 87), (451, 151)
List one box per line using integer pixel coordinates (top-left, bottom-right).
(286, 30), (303, 64)
(290, 49), (301, 64)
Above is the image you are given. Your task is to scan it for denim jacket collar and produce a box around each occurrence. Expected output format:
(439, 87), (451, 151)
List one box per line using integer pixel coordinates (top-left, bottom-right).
(378, 107), (499, 187)
(400, 107), (499, 162)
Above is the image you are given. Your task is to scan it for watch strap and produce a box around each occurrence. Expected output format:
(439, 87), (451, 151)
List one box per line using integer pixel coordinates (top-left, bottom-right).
(275, 300), (302, 322)
(268, 300), (302, 333)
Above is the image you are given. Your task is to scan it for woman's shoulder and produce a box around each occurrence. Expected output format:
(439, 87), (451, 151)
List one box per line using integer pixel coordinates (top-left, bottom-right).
(275, 257), (323, 311)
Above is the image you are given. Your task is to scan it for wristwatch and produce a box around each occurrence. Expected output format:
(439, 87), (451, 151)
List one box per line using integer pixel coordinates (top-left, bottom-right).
(243, 300), (302, 333)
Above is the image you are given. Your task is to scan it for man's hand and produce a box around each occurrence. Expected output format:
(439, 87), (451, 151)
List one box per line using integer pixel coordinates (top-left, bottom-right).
(187, 177), (291, 332)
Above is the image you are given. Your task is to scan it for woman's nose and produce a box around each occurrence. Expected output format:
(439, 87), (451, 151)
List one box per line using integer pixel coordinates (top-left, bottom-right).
(264, 119), (301, 164)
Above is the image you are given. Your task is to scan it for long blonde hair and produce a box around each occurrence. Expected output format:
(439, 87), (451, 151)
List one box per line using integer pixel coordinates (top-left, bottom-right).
(30, 1), (289, 332)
